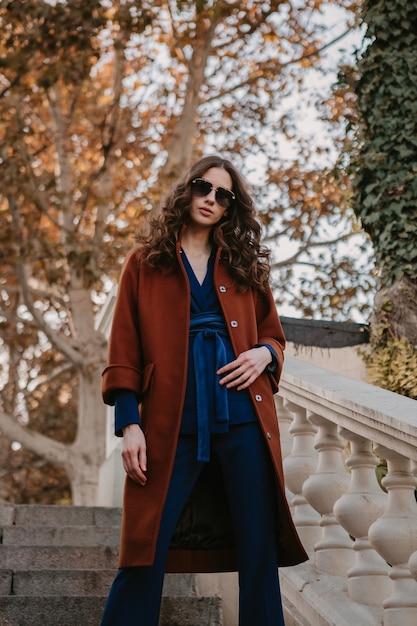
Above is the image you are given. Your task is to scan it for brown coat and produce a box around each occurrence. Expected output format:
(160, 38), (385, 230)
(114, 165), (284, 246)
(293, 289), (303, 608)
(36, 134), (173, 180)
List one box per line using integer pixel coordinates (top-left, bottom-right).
(102, 240), (308, 571)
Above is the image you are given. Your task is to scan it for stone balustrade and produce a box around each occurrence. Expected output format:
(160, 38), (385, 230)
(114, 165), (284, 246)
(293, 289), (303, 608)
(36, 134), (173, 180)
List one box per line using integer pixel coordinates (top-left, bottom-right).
(277, 356), (417, 626)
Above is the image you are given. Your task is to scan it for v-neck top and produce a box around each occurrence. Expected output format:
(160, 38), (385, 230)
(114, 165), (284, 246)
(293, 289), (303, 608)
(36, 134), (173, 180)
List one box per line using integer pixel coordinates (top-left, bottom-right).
(180, 247), (257, 461)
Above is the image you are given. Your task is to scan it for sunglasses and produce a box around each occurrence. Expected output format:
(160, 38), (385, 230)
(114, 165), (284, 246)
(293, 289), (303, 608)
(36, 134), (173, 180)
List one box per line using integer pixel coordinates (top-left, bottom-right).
(191, 178), (235, 209)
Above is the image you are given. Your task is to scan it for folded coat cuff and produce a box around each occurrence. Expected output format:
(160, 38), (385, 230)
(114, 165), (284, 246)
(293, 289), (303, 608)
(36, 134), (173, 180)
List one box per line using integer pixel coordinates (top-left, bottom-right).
(103, 362), (155, 403)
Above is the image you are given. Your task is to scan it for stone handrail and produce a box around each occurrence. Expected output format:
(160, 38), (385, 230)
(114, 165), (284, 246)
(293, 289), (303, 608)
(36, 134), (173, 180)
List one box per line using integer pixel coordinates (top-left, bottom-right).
(277, 356), (417, 626)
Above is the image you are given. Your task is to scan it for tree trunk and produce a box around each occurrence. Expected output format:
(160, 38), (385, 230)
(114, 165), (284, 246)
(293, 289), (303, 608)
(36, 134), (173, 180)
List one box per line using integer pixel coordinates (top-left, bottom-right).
(372, 277), (417, 346)
(156, 15), (217, 189)
(68, 461), (103, 506)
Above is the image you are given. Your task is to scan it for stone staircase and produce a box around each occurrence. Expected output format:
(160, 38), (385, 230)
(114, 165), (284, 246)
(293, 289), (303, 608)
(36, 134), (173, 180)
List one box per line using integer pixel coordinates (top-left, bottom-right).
(0, 503), (222, 626)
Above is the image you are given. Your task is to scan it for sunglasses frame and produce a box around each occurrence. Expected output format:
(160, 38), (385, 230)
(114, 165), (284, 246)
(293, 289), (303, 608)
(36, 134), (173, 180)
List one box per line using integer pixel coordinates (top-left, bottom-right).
(191, 178), (235, 209)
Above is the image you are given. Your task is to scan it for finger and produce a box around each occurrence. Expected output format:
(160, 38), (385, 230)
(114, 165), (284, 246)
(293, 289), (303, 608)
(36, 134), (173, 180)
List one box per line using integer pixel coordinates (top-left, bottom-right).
(217, 351), (257, 377)
(127, 462), (147, 485)
(236, 373), (257, 390)
(132, 468), (147, 485)
(217, 359), (239, 376)
(222, 369), (252, 388)
(122, 449), (147, 485)
(139, 444), (147, 473)
(224, 363), (262, 388)
(218, 367), (244, 386)
(220, 360), (257, 383)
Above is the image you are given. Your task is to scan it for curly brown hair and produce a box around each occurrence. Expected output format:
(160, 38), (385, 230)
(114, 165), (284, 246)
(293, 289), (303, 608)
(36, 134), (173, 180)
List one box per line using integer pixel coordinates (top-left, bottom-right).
(136, 155), (271, 291)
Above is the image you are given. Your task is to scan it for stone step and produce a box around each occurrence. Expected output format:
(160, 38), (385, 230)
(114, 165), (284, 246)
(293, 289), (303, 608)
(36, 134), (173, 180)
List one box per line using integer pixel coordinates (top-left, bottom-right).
(0, 595), (223, 626)
(160, 596), (223, 626)
(0, 503), (122, 528)
(0, 595), (106, 626)
(0, 504), (223, 625)
(2, 524), (120, 547)
(0, 566), (200, 596)
(0, 545), (119, 570)
(0, 569), (115, 597)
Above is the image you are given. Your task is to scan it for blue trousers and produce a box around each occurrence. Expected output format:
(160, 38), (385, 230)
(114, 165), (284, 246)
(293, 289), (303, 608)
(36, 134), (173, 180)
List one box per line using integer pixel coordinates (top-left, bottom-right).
(100, 422), (285, 626)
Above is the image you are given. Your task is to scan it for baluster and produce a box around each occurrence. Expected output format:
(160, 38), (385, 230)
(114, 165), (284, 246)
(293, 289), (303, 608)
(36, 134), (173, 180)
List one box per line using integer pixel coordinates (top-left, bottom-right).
(368, 445), (417, 626)
(333, 429), (391, 604)
(302, 412), (354, 575)
(409, 461), (417, 583)
(409, 550), (417, 583)
(275, 395), (293, 461)
(282, 400), (320, 554)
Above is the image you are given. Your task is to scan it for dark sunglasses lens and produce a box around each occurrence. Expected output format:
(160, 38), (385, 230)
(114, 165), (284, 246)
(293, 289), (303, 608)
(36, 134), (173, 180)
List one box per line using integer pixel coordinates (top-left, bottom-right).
(215, 188), (234, 209)
(191, 178), (234, 209)
(192, 179), (212, 197)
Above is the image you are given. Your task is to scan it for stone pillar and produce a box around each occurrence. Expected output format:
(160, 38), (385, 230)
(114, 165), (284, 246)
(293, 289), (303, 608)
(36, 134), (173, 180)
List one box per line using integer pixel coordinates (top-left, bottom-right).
(282, 400), (320, 554)
(409, 550), (417, 583)
(409, 460), (417, 584)
(333, 429), (391, 604)
(368, 445), (417, 626)
(275, 395), (293, 461)
(302, 413), (354, 575)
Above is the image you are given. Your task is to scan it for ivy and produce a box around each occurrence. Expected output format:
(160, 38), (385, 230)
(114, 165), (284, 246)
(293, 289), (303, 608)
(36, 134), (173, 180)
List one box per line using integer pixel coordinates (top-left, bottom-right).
(360, 330), (417, 399)
(349, 0), (417, 286)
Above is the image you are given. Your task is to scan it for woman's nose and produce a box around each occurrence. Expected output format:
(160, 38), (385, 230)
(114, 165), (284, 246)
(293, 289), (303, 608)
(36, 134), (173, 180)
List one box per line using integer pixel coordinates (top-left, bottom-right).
(205, 189), (216, 203)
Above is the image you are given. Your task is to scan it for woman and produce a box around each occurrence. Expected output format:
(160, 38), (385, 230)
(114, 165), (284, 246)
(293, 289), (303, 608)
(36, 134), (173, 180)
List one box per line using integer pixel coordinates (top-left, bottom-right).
(100, 155), (307, 626)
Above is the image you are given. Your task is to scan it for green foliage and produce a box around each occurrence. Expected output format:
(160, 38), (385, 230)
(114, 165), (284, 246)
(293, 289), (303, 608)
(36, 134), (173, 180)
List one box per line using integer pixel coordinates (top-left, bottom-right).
(360, 323), (417, 398)
(349, 0), (417, 285)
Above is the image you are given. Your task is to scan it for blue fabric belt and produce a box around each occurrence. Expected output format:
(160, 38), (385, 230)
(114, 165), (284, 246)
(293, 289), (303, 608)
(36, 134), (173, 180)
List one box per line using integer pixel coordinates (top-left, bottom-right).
(189, 313), (229, 462)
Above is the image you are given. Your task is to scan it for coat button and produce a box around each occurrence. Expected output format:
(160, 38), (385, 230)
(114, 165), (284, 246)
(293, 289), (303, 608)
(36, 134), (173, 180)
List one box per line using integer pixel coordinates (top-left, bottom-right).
(255, 394), (262, 402)
(219, 285), (227, 293)
(230, 320), (238, 328)
(266, 432), (272, 439)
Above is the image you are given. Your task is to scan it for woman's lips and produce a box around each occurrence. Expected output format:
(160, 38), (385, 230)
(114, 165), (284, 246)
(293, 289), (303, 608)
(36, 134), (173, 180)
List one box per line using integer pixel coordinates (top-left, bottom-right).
(199, 207), (213, 216)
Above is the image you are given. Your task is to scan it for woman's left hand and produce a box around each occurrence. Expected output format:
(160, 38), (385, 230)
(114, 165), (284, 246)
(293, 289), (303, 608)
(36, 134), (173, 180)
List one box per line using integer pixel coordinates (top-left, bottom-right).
(217, 346), (272, 391)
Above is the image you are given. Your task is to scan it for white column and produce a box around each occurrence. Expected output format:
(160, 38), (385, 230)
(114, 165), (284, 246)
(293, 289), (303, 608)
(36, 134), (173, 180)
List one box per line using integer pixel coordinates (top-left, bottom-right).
(409, 461), (417, 583)
(409, 550), (417, 583)
(275, 395), (294, 461)
(368, 445), (417, 626)
(282, 400), (320, 554)
(333, 429), (391, 604)
(302, 412), (354, 575)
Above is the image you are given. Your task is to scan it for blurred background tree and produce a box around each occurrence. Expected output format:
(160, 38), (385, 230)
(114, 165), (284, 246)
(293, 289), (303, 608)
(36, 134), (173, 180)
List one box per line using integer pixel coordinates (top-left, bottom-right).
(0, 0), (372, 505)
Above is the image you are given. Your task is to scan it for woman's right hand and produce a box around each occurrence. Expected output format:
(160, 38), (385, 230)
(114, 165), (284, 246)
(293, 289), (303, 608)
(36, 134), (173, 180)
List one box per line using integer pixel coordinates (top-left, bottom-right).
(121, 424), (147, 486)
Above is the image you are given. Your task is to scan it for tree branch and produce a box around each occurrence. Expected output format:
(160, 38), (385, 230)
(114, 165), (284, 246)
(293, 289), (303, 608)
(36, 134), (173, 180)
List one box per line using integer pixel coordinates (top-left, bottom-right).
(15, 260), (83, 365)
(7, 196), (84, 366)
(46, 85), (75, 236)
(204, 27), (354, 103)
(88, 38), (126, 243)
(162, 0), (191, 70)
(0, 73), (21, 99)
(20, 362), (74, 398)
(270, 232), (354, 268)
(0, 410), (70, 469)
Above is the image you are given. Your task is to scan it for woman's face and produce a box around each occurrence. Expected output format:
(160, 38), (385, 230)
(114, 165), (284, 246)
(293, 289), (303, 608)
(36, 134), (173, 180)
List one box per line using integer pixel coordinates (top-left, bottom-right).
(189, 167), (233, 229)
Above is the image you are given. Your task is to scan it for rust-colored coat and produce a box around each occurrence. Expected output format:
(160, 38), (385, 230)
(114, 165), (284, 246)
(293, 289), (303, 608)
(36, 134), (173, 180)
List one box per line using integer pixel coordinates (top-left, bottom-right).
(102, 240), (308, 571)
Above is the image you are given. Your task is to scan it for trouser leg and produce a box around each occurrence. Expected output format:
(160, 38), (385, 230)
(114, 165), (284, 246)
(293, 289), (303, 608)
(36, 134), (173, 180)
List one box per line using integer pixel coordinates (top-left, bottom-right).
(213, 422), (285, 626)
(100, 437), (203, 626)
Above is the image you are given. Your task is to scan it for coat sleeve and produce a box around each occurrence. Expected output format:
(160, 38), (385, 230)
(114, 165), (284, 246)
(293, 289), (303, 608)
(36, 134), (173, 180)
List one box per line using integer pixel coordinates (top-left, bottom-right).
(102, 249), (145, 406)
(254, 285), (286, 394)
